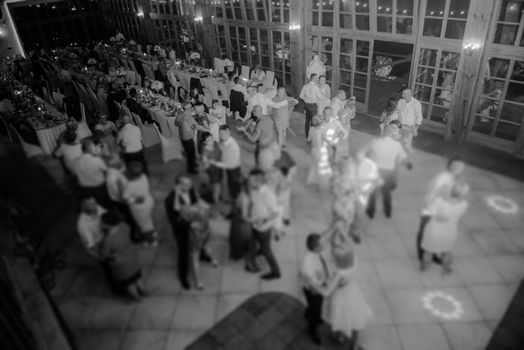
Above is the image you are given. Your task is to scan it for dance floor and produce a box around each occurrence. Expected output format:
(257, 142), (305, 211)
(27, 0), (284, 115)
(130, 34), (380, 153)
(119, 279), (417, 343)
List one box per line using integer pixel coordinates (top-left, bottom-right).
(2, 112), (524, 350)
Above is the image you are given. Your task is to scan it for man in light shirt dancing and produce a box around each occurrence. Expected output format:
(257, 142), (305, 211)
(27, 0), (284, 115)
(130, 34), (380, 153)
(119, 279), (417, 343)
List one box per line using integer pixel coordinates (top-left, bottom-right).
(300, 73), (324, 139)
(397, 88), (423, 168)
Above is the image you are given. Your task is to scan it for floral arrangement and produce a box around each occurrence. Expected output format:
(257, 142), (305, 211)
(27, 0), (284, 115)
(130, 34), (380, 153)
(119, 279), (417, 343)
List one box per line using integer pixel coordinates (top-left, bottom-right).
(224, 58), (234, 71)
(151, 80), (164, 92)
(190, 51), (201, 60)
(275, 43), (290, 60)
(115, 66), (126, 77)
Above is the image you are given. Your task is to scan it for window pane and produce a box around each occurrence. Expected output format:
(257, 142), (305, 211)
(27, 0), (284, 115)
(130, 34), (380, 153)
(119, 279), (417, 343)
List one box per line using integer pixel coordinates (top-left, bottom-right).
(356, 15), (369, 30)
(500, 102), (524, 123)
(311, 35), (320, 51)
(354, 89), (366, 103)
(498, 0), (524, 22)
(354, 73), (367, 88)
(340, 14), (353, 28)
(262, 56), (270, 67)
(423, 19), (442, 37)
(321, 53), (332, 66)
(397, 17), (413, 34)
(321, 12), (334, 27)
(495, 122), (519, 141)
(511, 61), (524, 81)
(257, 9), (266, 21)
(340, 70), (352, 85)
(445, 20), (466, 40)
(506, 82), (524, 102)
(340, 38), (353, 53)
(340, 55), (352, 70)
(449, 0), (469, 18)
(486, 58), (510, 78)
(472, 116), (494, 134)
(430, 105), (449, 124)
(377, 0), (392, 14)
(436, 72), (456, 107)
(441, 51), (460, 70)
(260, 30), (268, 42)
(419, 48), (437, 66)
(356, 57), (368, 73)
(356, 41), (369, 56)
(313, 11), (319, 26)
(425, 0), (445, 17)
(416, 67), (435, 85)
(340, 0), (352, 12)
(324, 0), (334, 10)
(313, 0), (320, 10)
(321, 37), (333, 51)
(397, 0), (414, 16)
(414, 85), (432, 102)
(356, 0), (369, 13)
(377, 16), (393, 32)
(494, 24), (519, 45)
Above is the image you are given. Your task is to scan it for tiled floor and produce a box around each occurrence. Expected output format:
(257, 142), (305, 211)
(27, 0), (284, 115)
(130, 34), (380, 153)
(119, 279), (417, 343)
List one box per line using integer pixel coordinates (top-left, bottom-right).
(4, 111), (524, 350)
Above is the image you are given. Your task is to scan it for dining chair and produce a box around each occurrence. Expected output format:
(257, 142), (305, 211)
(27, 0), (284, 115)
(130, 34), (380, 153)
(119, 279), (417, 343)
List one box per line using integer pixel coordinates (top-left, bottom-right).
(152, 124), (183, 163)
(9, 125), (44, 158)
(78, 103), (93, 139)
(241, 65), (250, 79)
(264, 71), (276, 88)
(131, 112), (159, 148)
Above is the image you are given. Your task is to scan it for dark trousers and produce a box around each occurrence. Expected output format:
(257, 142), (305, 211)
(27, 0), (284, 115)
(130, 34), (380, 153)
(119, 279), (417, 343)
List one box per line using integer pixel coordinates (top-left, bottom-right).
(304, 103), (317, 138)
(123, 149), (149, 175)
(303, 288), (323, 334)
(172, 220), (190, 284)
(416, 215), (432, 262)
(226, 167), (243, 200)
(79, 184), (111, 209)
(250, 228), (280, 275)
(181, 138), (197, 173)
(366, 169), (397, 218)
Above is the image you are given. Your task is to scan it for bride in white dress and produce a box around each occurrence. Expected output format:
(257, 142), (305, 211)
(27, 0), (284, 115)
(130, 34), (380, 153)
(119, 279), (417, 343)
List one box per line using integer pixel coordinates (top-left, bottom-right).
(324, 222), (373, 348)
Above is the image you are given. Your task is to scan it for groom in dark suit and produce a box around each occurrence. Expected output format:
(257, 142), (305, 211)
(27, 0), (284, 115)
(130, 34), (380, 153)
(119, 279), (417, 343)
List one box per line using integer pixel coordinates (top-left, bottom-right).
(165, 174), (212, 290)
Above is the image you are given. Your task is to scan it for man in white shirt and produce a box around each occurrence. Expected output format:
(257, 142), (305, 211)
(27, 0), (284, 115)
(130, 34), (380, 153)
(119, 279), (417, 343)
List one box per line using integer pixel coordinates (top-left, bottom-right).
(366, 124), (407, 218)
(74, 139), (110, 208)
(117, 115), (148, 174)
(76, 197), (106, 258)
(53, 129), (82, 175)
(416, 157), (465, 265)
(244, 169), (281, 280)
(246, 84), (288, 119)
(211, 125), (243, 200)
(330, 89), (347, 119)
(397, 88), (423, 157)
(301, 233), (331, 345)
(300, 73), (324, 138)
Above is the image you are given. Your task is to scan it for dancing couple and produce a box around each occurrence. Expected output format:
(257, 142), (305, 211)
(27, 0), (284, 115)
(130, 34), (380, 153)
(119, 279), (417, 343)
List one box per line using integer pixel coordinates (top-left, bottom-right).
(301, 221), (372, 349)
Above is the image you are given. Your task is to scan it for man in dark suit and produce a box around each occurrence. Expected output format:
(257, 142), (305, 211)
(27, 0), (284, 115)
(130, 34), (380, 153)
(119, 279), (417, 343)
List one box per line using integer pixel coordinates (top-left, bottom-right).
(164, 174), (212, 289)
(126, 87), (155, 124)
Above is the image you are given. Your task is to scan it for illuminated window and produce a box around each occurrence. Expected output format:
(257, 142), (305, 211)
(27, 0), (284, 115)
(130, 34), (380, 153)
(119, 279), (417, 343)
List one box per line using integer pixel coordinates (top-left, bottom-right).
(312, 0), (334, 27)
(493, 0), (524, 46)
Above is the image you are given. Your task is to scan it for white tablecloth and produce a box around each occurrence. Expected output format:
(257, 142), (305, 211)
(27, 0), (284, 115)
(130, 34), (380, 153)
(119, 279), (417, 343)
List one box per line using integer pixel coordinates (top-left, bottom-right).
(29, 122), (67, 154)
(169, 68), (230, 101)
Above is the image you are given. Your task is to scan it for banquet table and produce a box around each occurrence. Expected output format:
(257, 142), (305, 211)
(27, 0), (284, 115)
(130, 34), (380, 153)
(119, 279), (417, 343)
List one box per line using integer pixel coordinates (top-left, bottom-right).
(169, 67), (230, 101)
(25, 98), (68, 154)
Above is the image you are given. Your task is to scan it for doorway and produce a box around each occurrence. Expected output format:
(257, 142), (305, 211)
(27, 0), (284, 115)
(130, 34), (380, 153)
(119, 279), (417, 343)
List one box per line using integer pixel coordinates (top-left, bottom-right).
(368, 40), (414, 116)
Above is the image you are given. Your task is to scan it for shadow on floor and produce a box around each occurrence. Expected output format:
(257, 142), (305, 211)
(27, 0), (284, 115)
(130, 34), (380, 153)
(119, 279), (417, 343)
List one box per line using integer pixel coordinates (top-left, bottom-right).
(186, 292), (350, 350)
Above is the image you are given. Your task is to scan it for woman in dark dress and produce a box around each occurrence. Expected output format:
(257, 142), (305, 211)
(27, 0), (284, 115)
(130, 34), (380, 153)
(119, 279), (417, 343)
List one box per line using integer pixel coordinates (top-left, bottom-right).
(229, 180), (258, 272)
(99, 212), (145, 300)
(199, 132), (223, 204)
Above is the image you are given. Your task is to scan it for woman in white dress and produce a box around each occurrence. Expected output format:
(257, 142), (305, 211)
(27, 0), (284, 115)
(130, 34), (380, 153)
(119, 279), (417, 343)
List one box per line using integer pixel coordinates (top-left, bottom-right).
(317, 75), (331, 115)
(421, 181), (469, 274)
(324, 221), (373, 348)
(122, 161), (157, 246)
(307, 116), (332, 190)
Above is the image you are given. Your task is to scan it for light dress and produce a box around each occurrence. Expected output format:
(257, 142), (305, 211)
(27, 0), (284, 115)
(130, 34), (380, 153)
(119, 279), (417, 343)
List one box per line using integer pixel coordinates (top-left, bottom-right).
(327, 258), (373, 337)
(422, 197), (468, 253)
(307, 127), (332, 189)
(317, 84), (331, 115)
(123, 174), (155, 233)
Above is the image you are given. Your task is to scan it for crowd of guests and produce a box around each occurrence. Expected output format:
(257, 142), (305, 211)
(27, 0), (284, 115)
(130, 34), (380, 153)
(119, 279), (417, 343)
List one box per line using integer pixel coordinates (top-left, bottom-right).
(3, 42), (473, 348)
